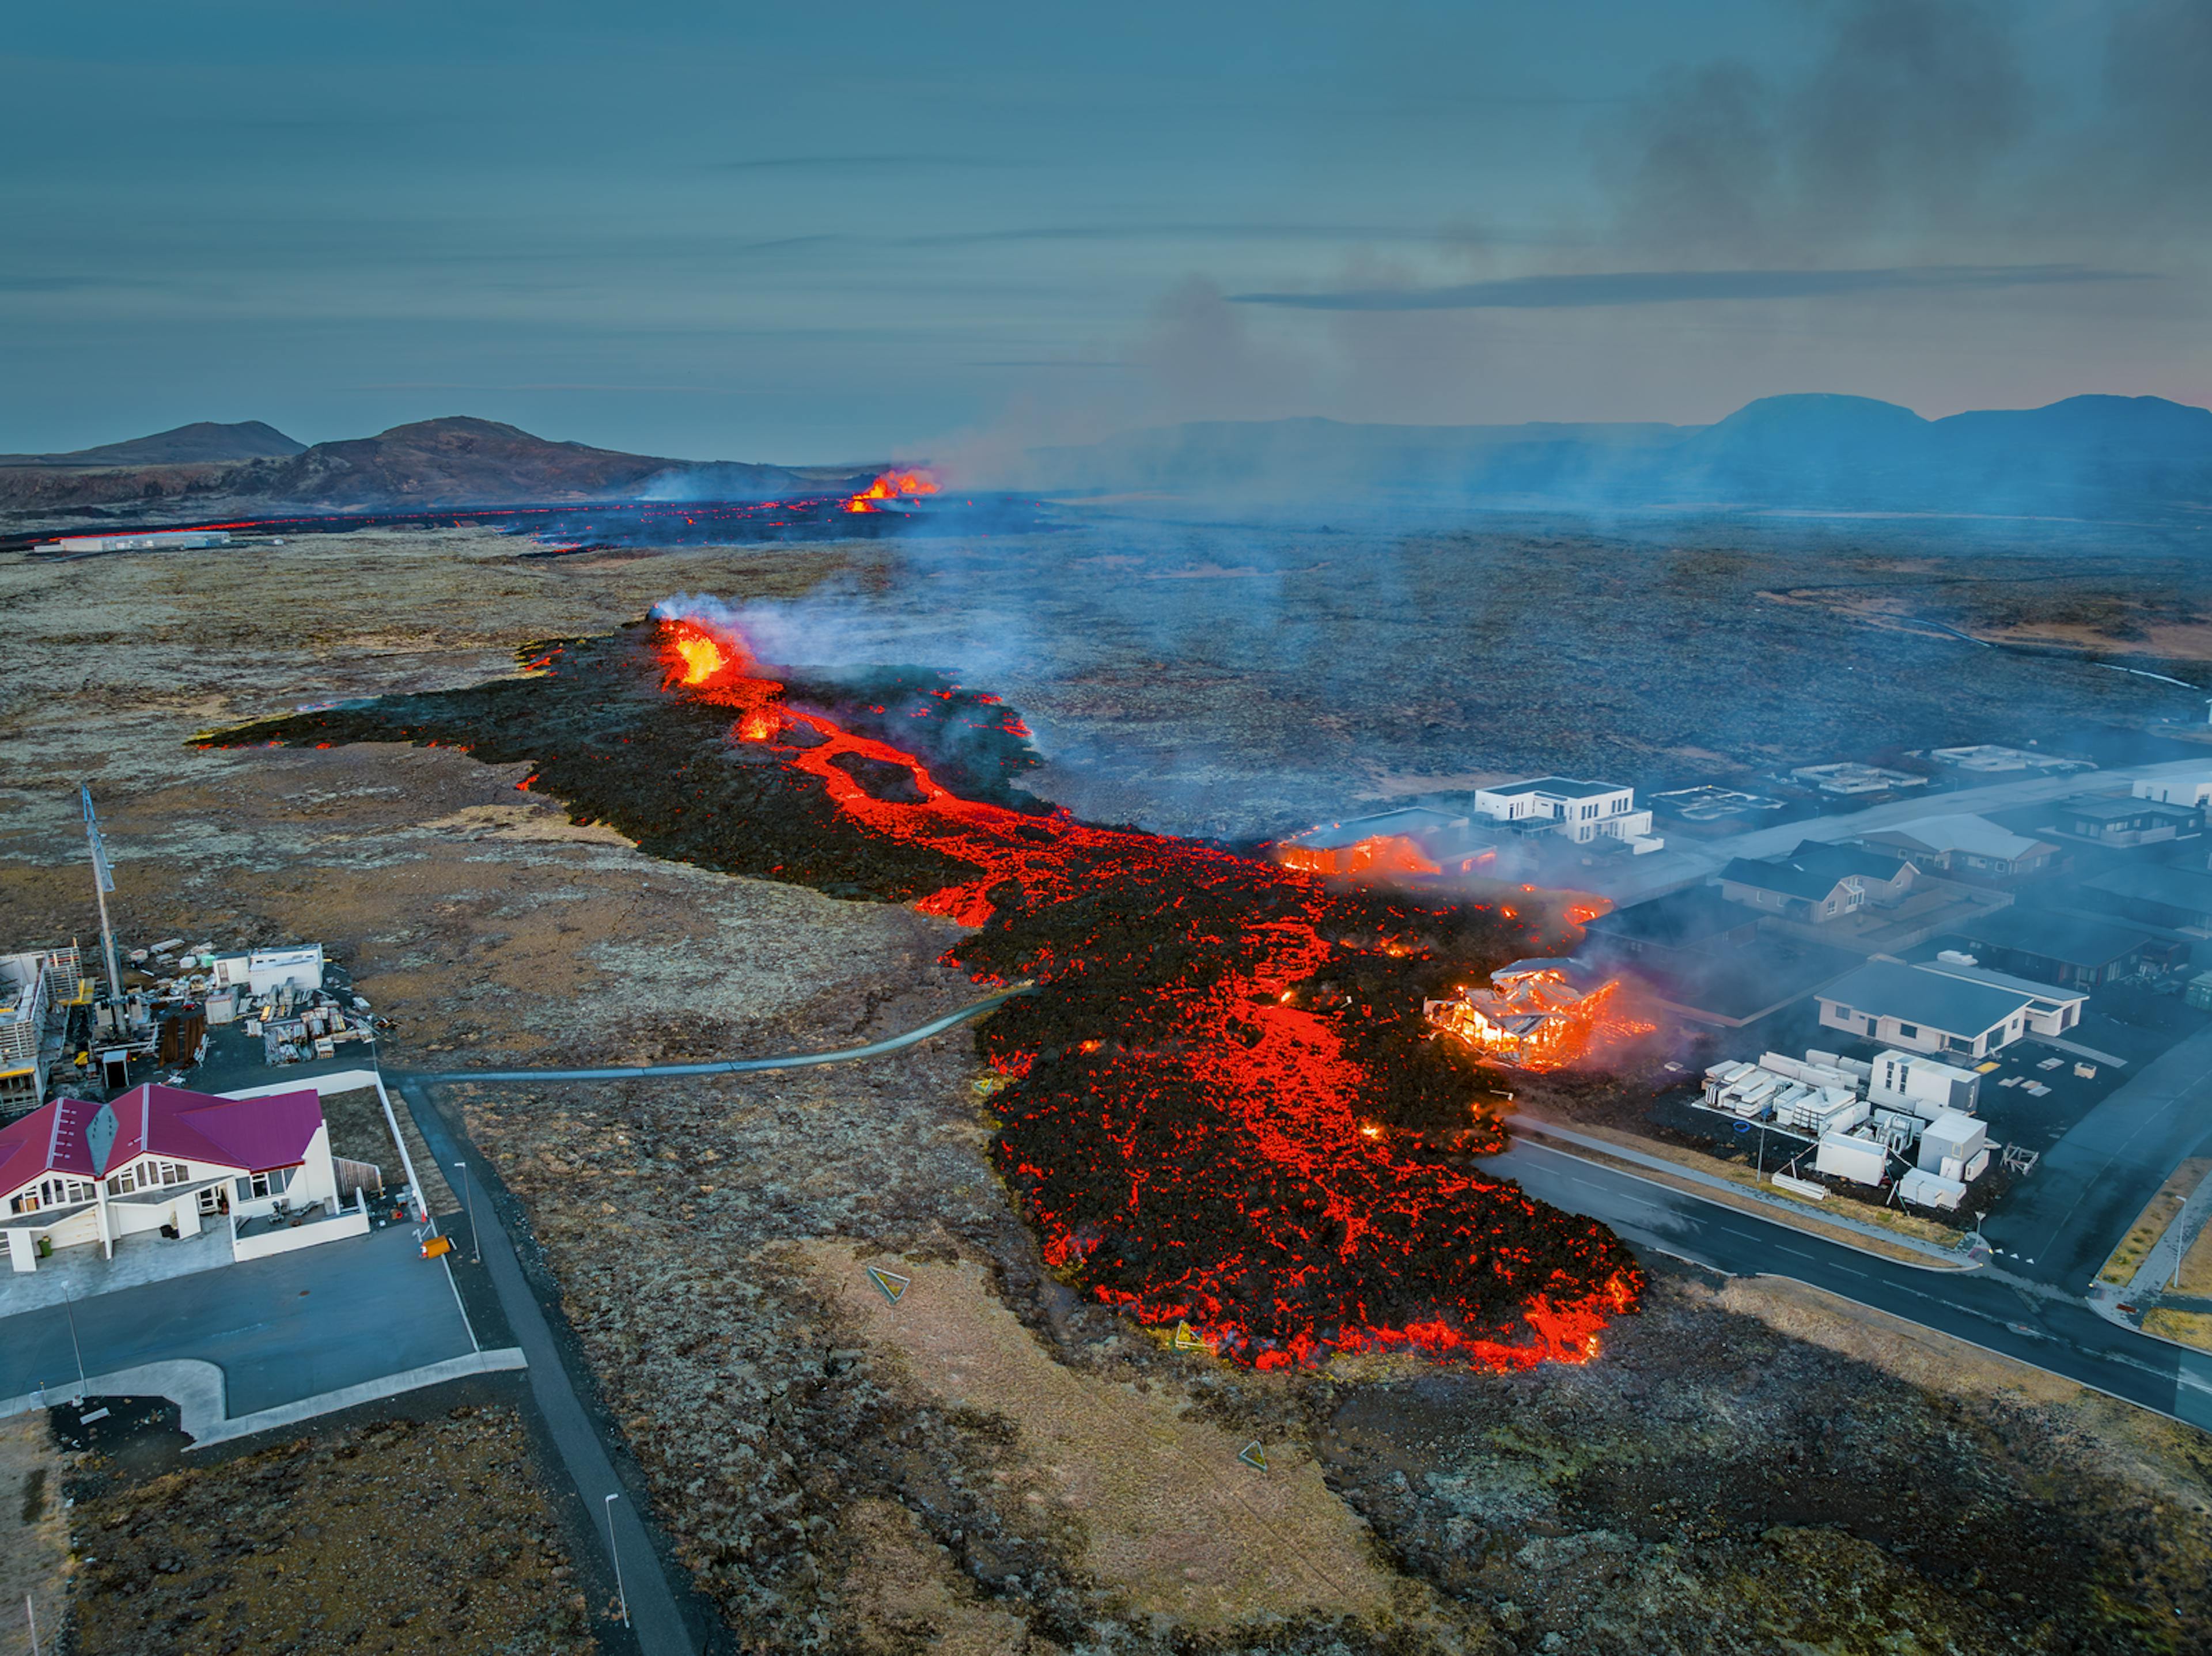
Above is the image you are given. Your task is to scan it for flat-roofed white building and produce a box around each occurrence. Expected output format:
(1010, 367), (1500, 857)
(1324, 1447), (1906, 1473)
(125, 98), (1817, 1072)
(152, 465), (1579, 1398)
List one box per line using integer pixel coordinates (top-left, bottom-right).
(2135, 773), (2212, 810)
(1471, 777), (1662, 852)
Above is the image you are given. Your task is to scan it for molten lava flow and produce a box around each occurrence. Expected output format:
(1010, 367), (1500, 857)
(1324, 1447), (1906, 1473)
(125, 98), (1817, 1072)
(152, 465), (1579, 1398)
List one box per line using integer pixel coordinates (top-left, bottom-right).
(844, 467), (942, 514)
(641, 611), (1645, 1368)
(1425, 962), (1653, 1072)
(219, 613), (1643, 1374)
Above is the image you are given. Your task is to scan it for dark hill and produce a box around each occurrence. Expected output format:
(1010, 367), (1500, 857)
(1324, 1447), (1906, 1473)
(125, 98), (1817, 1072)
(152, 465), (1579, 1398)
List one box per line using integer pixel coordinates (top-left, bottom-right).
(0, 415), (869, 521)
(248, 416), (696, 509)
(0, 420), (306, 467)
(1017, 393), (2212, 524)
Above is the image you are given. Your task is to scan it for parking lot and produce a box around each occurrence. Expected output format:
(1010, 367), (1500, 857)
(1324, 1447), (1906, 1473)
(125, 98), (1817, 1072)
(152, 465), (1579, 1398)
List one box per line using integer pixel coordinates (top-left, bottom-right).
(0, 1222), (476, 1418)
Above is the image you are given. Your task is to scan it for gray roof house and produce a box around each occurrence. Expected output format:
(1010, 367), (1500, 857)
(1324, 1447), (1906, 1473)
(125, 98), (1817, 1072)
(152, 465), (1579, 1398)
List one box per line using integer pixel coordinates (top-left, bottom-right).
(1813, 959), (2065, 1060)
(1717, 842), (1917, 923)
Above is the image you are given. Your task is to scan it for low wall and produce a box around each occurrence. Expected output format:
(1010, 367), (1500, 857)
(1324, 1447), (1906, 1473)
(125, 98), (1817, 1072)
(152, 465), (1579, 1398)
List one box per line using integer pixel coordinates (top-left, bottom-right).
(232, 1207), (370, 1263)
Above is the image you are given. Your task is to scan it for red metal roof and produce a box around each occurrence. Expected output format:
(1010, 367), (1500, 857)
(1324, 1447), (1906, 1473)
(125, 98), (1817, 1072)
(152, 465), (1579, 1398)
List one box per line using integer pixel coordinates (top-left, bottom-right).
(0, 1082), (324, 1200)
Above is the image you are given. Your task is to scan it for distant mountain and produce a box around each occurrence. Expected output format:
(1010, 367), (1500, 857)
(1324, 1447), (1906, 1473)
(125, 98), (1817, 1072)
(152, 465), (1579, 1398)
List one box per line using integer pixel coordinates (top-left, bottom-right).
(1017, 393), (2212, 522)
(0, 415), (874, 521)
(0, 419), (306, 467)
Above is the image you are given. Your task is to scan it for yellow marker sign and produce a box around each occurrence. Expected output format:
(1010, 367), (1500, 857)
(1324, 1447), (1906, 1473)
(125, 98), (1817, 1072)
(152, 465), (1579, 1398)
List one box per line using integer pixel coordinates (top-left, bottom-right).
(865, 1265), (911, 1305)
(1173, 1321), (1209, 1354)
(1238, 1441), (1267, 1472)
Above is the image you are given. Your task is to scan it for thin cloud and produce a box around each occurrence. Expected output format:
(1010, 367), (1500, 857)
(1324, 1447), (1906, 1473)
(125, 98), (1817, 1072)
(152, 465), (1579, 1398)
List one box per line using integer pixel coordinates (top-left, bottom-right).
(709, 154), (1013, 172)
(1229, 264), (2148, 310)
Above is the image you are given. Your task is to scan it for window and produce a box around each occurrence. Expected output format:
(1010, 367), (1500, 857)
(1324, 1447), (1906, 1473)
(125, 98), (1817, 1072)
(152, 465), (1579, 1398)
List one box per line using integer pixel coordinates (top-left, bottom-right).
(198, 1187), (221, 1216)
(112, 1167), (136, 1193)
(8, 1190), (37, 1215)
(1896, 1023), (1919, 1039)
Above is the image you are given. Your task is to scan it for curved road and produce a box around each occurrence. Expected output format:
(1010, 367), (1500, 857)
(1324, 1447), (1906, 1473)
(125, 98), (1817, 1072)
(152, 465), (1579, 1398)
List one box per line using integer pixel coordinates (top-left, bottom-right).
(388, 983), (1036, 1654)
(1488, 1138), (2212, 1430)
(402, 983), (1036, 1085)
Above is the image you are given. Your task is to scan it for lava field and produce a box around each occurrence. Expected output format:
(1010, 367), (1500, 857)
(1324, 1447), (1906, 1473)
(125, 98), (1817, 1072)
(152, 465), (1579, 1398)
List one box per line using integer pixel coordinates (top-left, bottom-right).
(207, 608), (1642, 1368)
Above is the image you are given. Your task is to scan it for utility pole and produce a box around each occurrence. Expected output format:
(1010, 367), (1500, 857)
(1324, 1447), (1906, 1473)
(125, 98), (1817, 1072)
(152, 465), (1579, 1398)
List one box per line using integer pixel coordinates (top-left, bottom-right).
(25, 1592), (39, 1656)
(81, 785), (124, 1036)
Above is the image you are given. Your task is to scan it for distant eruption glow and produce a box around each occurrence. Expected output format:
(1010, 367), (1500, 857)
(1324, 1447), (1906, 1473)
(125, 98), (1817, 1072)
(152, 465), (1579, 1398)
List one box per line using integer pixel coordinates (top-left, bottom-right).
(845, 468), (941, 514)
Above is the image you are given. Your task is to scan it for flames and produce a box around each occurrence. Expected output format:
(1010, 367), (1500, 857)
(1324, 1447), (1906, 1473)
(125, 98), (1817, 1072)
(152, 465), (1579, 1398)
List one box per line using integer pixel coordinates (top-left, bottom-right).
(1425, 962), (1652, 1073)
(669, 628), (728, 687)
(845, 467), (941, 514)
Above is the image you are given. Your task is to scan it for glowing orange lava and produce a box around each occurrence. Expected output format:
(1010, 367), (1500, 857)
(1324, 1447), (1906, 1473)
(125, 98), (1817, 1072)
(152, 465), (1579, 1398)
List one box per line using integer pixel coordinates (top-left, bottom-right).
(670, 631), (726, 685)
(649, 611), (1643, 1368)
(844, 468), (942, 514)
(1426, 964), (1654, 1072)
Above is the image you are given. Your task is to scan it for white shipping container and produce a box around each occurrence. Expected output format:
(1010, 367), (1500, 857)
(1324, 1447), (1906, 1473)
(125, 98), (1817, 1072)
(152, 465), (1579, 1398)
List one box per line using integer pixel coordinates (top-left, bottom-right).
(1899, 1168), (1967, 1210)
(1816, 1131), (1890, 1185)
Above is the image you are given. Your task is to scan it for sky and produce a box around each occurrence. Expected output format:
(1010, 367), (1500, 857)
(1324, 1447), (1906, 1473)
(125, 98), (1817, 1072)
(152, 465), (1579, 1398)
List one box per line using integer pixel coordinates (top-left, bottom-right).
(3, 0), (2206, 463)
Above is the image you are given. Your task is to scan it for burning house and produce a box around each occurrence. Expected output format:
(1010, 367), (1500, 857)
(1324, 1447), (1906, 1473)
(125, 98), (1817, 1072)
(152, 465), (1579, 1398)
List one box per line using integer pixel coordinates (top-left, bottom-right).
(1274, 806), (1501, 878)
(1425, 958), (1640, 1071)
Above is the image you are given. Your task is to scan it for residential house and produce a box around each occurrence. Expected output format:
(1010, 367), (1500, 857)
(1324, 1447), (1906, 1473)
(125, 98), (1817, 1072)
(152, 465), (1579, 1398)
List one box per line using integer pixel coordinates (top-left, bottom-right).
(1470, 778), (1664, 852)
(0, 1082), (358, 1274)
(2080, 863), (2212, 937)
(1953, 907), (2164, 988)
(1908, 957), (2088, 1036)
(2048, 794), (2201, 847)
(1582, 886), (1760, 964)
(1855, 815), (2058, 880)
(1274, 806), (1501, 878)
(1813, 959), (2077, 1060)
(1717, 841), (1916, 923)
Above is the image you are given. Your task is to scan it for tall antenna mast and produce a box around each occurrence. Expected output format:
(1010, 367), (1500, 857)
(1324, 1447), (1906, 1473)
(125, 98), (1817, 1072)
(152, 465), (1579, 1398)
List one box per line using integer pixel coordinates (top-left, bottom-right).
(81, 784), (124, 1029)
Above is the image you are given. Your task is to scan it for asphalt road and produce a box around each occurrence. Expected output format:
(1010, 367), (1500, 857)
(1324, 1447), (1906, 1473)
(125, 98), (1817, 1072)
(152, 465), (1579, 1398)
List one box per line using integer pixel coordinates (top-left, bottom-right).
(0, 1222), (476, 1415)
(400, 1078), (704, 1656)
(1980, 1022), (2212, 1286)
(406, 984), (1034, 1084)
(1487, 1138), (2212, 1431)
(1586, 754), (2212, 905)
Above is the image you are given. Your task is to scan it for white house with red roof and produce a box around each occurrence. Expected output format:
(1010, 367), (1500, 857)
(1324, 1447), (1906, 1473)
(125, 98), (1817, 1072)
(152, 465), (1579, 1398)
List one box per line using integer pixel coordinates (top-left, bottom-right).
(0, 1082), (360, 1274)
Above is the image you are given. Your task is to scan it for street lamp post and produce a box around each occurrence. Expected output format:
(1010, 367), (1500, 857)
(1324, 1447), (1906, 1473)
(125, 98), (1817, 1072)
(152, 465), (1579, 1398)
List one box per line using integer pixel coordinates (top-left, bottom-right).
(604, 1492), (630, 1627)
(453, 1161), (478, 1264)
(61, 1285), (88, 1404)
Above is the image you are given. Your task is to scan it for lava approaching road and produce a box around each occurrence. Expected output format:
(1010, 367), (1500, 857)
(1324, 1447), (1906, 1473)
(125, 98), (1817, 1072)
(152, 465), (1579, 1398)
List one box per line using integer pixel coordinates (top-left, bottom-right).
(210, 609), (1642, 1370)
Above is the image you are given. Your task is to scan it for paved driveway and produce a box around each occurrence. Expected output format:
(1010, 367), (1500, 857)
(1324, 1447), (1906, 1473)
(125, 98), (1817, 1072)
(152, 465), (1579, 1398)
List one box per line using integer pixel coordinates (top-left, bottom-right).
(1980, 1023), (2212, 1286)
(0, 1222), (475, 1415)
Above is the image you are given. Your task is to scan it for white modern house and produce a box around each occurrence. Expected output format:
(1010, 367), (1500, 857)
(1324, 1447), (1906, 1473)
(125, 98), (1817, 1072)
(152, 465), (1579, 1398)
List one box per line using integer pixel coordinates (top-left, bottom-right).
(0, 1081), (365, 1274)
(1471, 778), (1663, 852)
(2135, 773), (2212, 810)
(1814, 960), (2084, 1060)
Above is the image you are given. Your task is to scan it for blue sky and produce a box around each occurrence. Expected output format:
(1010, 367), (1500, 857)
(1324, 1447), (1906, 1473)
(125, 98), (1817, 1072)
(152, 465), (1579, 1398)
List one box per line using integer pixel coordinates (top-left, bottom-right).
(4, 1), (2204, 462)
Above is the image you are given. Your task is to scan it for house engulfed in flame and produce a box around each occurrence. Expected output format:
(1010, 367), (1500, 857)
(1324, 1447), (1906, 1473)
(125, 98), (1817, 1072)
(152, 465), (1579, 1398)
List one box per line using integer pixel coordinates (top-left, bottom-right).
(1425, 958), (1629, 1071)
